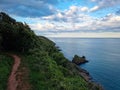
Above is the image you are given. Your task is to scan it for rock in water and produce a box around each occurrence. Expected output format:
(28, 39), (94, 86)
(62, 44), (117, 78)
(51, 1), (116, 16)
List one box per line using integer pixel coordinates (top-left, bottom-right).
(72, 55), (88, 65)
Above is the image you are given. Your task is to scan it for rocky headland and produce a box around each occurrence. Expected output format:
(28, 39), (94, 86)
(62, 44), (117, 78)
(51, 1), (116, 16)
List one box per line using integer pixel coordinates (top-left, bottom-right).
(72, 55), (88, 65)
(72, 55), (103, 90)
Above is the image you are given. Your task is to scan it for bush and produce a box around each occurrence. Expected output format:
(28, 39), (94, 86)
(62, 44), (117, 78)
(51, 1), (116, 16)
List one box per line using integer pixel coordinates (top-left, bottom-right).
(0, 54), (13, 90)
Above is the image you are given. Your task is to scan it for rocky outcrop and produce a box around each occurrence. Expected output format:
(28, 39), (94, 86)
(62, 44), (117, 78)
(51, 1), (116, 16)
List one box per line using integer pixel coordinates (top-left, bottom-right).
(75, 65), (104, 90)
(72, 55), (104, 90)
(72, 55), (88, 65)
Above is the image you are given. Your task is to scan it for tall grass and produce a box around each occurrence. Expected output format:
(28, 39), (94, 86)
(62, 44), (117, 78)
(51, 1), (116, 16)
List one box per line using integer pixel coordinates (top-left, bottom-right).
(0, 54), (14, 90)
(20, 51), (89, 90)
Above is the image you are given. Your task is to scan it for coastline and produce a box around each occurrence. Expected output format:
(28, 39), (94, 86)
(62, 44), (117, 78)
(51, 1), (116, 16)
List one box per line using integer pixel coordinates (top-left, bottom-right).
(71, 60), (104, 90)
(52, 39), (104, 90)
(0, 12), (104, 90)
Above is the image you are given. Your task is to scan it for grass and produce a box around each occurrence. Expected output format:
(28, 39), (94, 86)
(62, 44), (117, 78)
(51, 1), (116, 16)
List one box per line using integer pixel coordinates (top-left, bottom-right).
(0, 54), (13, 90)
(0, 12), (102, 90)
(0, 50), (102, 90)
(20, 51), (90, 90)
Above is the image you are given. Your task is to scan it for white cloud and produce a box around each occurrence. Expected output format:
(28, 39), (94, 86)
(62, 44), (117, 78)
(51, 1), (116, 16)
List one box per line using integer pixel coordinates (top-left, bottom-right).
(30, 14), (120, 32)
(57, 13), (64, 18)
(90, 6), (99, 12)
(24, 4), (120, 37)
(80, 7), (89, 12)
(90, 0), (120, 11)
(68, 6), (78, 14)
(42, 5), (92, 23)
(91, 0), (96, 2)
(29, 13), (120, 33)
(30, 22), (56, 31)
(30, 23), (44, 31)
(46, 32), (120, 38)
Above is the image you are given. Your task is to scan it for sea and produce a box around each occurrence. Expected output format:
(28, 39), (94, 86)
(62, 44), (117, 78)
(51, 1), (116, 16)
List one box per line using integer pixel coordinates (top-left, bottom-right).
(49, 38), (120, 90)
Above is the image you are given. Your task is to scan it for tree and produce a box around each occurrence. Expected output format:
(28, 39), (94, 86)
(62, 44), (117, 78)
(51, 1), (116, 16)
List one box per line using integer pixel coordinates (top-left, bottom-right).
(0, 12), (36, 52)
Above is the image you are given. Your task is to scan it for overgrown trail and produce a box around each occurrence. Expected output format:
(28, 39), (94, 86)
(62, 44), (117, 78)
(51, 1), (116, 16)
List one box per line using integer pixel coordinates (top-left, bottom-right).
(7, 54), (21, 90)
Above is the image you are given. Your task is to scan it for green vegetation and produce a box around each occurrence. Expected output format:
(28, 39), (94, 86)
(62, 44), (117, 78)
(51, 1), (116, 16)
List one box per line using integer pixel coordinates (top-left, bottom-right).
(0, 12), (36, 52)
(20, 38), (90, 90)
(0, 54), (13, 90)
(0, 12), (102, 90)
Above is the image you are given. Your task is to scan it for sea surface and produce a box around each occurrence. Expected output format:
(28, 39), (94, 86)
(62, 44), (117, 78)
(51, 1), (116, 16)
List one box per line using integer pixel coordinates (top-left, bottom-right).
(50, 38), (120, 90)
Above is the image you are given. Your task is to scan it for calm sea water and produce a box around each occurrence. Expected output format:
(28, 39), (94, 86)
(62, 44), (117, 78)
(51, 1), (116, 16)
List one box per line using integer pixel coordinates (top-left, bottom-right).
(50, 38), (120, 90)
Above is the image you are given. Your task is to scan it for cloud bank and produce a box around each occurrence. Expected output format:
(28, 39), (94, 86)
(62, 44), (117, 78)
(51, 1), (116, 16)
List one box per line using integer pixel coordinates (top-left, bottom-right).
(30, 6), (120, 34)
(0, 0), (120, 37)
(0, 0), (58, 17)
(90, 0), (120, 11)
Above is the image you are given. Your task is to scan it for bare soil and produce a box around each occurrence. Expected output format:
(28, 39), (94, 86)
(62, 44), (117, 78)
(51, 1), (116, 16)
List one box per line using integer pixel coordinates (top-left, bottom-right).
(7, 55), (21, 90)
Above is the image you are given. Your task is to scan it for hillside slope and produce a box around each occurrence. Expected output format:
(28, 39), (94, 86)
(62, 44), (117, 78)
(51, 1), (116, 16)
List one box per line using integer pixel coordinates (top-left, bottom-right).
(0, 12), (103, 90)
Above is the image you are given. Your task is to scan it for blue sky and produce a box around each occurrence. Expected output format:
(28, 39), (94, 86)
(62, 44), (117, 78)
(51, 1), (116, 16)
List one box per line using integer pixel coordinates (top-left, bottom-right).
(1, 0), (120, 37)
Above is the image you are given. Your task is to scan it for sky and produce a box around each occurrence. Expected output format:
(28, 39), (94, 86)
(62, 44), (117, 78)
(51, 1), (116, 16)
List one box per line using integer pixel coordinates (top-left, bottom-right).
(0, 0), (120, 38)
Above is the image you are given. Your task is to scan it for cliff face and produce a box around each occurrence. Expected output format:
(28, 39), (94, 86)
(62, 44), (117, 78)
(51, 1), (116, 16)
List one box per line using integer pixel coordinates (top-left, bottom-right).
(0, 12), (103, 90)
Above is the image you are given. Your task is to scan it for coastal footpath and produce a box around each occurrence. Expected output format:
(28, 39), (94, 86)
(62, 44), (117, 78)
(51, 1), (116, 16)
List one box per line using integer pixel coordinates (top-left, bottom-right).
(0, 12), (103, 90)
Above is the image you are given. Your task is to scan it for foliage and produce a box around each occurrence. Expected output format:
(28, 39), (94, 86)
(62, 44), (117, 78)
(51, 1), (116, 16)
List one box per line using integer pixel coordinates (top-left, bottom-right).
(0, 12), (36, 52)
(0, 12), (102, 90)
(0, 54), (13, 90)
(20, 37), (100, 89)
(21, 53), (89, 90)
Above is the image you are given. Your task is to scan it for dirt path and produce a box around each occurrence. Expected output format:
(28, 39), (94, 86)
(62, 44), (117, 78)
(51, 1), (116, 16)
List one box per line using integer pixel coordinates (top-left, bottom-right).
(7, 54), (21, 90)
